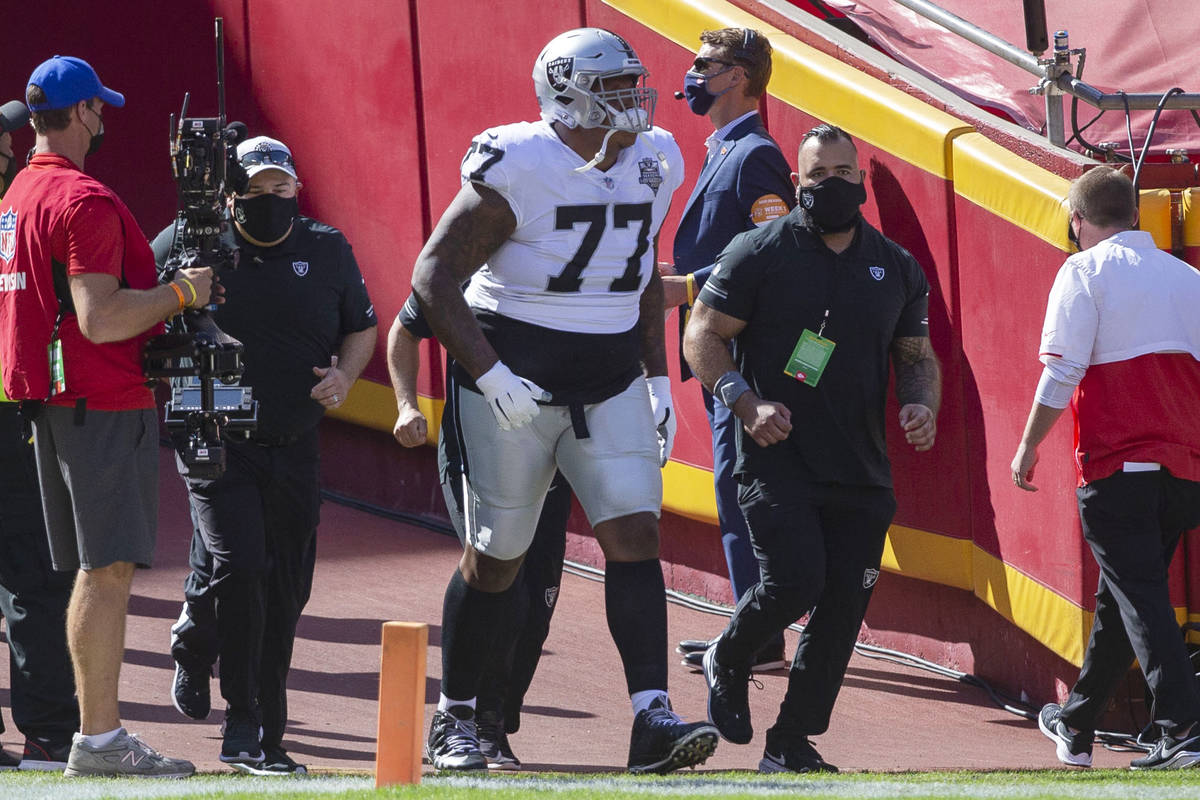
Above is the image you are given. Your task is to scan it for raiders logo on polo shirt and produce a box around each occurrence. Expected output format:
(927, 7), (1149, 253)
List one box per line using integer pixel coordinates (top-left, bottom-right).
(863, 568), (879, 588)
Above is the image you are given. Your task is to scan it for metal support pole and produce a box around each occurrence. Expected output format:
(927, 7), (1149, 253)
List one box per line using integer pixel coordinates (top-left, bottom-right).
(891, 0), (1040, 73)
(1043, 77), (1065, 148)
(889, 0), (1200, 147)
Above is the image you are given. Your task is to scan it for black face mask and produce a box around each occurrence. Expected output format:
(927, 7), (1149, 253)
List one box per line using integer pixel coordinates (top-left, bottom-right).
(796, 176), (867, 234)
(233, 194), (298, 244)
(82, 106), (104, 156)
(1067, 217), (1081, 252)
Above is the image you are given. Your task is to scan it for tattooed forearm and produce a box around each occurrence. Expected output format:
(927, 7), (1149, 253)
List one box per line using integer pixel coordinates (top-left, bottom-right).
(892, 336), (941, 412)
(411, 183), (516, 377)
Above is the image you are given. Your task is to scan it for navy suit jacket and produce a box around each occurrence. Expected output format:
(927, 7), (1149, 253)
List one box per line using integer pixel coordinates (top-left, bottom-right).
(672, 113), (794, 379)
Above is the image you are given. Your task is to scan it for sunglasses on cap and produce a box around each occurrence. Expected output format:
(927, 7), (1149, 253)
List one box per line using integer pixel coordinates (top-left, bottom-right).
(239, 148), (294, 168)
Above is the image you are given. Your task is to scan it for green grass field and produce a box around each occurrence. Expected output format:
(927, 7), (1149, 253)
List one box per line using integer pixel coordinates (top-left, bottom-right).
(3, 768), (1200, 800)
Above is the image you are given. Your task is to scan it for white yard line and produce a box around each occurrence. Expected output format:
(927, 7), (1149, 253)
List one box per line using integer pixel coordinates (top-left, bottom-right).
(3, 772), (1198, 800)
(0, 773), (371, 800)
(435, 774), (1200, 799)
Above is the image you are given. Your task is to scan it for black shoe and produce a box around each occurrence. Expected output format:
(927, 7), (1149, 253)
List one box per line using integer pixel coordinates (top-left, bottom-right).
(427, 706), (486, 771)
(750, 643), (787, 672)
(220, 710), (264, 765)
(677, 638), (716, 655)
(684, 643), (787, 673)
(1130, 727), (1200, 770)
(1038, 703), (1092, 767)
(702, 643), (753, 744)
(0, 748), (18, 770)
(231, 746), (308, 775)
(759, 737), (839, 773)
(476, 710), (520, 770)
(18, 736), (72, 771)
(172, 660), (212, 721)
(627, 697), (718, 774)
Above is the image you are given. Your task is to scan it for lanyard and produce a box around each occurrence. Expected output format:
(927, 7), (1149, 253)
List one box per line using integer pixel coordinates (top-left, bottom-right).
(816, 259), (843, 338)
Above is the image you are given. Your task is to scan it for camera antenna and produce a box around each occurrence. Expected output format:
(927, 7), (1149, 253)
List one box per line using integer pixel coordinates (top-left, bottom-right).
(215, 17), (226, 129)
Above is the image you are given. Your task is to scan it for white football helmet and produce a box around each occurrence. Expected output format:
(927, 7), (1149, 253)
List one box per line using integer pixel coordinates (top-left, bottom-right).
(533, 28), (656, 133)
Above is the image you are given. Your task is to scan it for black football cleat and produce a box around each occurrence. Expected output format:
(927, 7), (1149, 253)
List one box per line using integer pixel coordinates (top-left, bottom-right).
(627, 697), (719, 774)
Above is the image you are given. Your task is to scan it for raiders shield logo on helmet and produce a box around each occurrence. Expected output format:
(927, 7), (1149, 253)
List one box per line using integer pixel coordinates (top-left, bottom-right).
(863, 568), (879, 589)
(546, 57), (574, 92)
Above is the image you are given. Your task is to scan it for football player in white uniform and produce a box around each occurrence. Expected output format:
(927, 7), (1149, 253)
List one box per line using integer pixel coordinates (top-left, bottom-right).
(412, 28), (719, 773)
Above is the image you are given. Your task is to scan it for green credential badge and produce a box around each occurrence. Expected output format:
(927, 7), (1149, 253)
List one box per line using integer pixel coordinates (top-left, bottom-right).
(48, 337), (66, 396)
(783, 329), (835, 387)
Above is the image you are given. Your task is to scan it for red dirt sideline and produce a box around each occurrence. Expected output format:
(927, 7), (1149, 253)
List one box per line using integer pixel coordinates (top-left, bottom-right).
(0, 446), (1137, 774)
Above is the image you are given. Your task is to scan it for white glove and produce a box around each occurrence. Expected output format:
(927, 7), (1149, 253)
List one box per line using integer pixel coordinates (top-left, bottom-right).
(475, 361), (548, 431)
(645, 375), (676, 467)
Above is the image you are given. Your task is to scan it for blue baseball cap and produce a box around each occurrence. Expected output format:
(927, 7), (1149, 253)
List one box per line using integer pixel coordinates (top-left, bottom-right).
(27, 56), (125, 112)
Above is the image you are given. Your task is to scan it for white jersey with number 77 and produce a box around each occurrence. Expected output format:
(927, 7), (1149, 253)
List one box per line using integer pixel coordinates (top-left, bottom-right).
(461, 120), (684, 335)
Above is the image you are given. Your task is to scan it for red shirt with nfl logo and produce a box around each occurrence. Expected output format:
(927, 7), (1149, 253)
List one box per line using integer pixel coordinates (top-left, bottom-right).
(0, 153), (160, 410)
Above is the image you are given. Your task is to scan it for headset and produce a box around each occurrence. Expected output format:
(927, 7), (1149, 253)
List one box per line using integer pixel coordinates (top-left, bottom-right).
(732, 28), (759, 63)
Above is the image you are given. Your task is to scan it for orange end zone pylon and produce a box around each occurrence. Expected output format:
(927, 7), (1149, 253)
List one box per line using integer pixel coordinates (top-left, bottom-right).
(375, 621), (428, 786)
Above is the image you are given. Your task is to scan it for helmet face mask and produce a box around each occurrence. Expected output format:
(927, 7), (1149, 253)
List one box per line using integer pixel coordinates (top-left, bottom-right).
(534, 28), (657, 133)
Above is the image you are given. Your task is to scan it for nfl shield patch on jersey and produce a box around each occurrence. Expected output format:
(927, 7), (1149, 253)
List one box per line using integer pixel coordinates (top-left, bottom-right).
(0, 209), (16, 262)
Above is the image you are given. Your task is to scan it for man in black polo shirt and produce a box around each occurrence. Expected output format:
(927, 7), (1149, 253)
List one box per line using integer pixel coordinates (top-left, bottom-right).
(152, 135), (377, 774)
(683, 124), (940, 773)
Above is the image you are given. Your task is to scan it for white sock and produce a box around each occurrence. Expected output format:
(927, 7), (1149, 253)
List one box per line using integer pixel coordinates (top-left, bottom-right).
(438, 694), (476, 713)
(631, 689), (670, 715)
(78, 726), (123, 747)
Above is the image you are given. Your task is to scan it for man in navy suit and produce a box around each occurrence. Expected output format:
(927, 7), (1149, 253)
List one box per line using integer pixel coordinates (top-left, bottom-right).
(667, 28), (794, 671)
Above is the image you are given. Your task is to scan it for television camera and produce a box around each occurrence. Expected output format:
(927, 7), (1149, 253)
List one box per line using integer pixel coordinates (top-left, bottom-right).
(142, 18), (256, 479)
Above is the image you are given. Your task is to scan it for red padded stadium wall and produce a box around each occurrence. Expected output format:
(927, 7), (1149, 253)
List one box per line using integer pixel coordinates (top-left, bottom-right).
(4, 2), (260, 239)
(953, 199), (1091, 600)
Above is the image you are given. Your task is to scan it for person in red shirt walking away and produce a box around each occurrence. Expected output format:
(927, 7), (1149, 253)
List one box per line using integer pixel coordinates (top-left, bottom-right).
(1013, 166), (1200, 771)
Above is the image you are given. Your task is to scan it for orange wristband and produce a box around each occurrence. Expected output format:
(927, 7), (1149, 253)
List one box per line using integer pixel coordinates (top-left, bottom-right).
(168, 281), (186, 312)
(177, 276), (198, 306)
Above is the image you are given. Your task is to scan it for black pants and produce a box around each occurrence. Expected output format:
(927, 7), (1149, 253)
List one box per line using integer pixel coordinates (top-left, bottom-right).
(442, 468), (569, 732)
(172, 429), (320, 749)
(1062, 469), (1200, 734)
(0, 404), (78, 743)
(704, 390), (784, 654)
(721, 475), (895, 745)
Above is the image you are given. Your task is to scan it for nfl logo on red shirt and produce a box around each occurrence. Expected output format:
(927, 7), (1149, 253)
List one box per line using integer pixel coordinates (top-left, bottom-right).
(0, 209), (16, 262)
